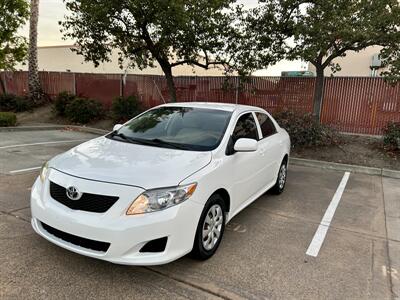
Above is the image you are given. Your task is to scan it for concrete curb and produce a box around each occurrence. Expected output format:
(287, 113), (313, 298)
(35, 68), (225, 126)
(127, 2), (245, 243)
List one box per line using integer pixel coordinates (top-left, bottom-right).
(0, 125), (108, 135)
(290, 157), (400, 179)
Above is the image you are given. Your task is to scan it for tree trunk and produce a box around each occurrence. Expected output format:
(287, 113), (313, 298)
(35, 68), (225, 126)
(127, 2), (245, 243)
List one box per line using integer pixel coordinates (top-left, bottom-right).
(312, 64), (325, 122)
(0, 75), (6, 94)
(160, 64), (177, 102)
(28, 0), (42, 103)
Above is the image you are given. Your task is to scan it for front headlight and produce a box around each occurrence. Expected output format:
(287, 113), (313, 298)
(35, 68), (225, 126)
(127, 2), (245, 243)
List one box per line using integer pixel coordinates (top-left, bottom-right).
(39, 161), (49, 182)
(126, 183), (197, 215)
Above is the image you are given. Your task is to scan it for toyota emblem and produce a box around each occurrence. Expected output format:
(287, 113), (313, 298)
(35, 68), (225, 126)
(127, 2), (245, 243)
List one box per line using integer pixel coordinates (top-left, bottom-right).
(66, 186), (82, 201)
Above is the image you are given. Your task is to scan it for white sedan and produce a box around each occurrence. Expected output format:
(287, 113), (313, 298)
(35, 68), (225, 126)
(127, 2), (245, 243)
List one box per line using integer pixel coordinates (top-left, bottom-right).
(31, 102), (290, 265)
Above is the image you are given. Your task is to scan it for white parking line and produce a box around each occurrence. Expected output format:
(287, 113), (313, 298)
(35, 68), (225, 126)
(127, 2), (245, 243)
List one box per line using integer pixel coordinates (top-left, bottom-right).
(306, 171), (350, 257)
(0, 139), (87, 150)
(9, 166), (42, 174)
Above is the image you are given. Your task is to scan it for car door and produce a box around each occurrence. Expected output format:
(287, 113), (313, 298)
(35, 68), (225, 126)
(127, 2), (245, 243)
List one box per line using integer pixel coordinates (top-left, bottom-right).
(255, 112), (282, 186)
(226, 112), (266, 213)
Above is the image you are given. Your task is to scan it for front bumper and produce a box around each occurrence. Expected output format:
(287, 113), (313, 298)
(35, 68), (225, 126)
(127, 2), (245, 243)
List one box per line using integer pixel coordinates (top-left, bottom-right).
(30, 169), (203, 265)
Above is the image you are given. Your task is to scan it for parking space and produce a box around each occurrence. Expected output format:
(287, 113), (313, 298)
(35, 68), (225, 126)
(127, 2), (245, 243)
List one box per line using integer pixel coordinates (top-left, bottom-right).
(0, 129), (399, 299)
(0, 130), (98, 174)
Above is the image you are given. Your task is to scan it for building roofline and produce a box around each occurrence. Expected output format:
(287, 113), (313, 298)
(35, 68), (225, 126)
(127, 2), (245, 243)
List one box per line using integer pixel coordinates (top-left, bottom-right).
(37, 44), (77, 49)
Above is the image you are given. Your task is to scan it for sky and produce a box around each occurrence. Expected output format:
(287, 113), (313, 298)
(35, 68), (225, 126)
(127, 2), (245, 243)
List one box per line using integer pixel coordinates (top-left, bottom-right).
(19, 0), (303, 75)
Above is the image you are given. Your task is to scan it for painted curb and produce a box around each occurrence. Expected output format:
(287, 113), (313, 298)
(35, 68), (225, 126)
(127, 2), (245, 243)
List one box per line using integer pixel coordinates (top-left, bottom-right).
(0, 125), (108, 135)
(290, 157), (400, 179)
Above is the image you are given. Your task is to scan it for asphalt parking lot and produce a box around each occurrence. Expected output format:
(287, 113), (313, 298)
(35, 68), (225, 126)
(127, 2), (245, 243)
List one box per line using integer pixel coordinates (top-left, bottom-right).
(1, 129), (399, 299)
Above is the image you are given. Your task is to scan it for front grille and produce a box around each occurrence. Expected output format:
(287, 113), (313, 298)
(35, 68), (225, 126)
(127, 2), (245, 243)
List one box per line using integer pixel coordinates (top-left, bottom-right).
(49, 181), (119, 213)
(41, 222), (110, 252)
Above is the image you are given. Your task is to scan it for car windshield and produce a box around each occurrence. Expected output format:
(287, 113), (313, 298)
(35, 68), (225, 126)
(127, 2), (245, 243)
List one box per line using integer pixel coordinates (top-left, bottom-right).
(110, 106), (232, 151)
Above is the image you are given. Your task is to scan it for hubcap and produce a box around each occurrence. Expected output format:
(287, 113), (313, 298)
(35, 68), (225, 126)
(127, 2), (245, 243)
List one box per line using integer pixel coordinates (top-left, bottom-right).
(279, 164), (287, 189)
(202, 204), (223, 251)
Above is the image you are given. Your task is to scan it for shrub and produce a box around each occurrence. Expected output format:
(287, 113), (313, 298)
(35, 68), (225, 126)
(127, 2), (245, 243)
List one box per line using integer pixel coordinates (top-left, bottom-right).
(111, 95), (141, 122)
(383, 121), (400, 150)
(54, 91), (76, 116)
(0, 94), (33, 112)
(0, 94), (17, 111)
(65, 97), (104, 124)
(14, 96), (34, 112)
(0, 112), (17, 127)
(273, 110), (339, 148)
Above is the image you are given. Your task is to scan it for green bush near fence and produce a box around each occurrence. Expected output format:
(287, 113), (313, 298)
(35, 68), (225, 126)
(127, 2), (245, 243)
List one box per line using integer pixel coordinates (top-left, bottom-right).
(0, 94), (34, 112)
(273, 110), (339, 148)
(0, 112), (17, 127)
(111, 95), (141, 122)
(383, 122), (400, 150)
(65, 97), (104, 124)
(54, 91), (76, 116)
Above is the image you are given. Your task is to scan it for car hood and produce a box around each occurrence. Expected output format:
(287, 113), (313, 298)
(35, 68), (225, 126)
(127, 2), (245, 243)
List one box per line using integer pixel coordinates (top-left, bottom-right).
(51, 137), (212, 189)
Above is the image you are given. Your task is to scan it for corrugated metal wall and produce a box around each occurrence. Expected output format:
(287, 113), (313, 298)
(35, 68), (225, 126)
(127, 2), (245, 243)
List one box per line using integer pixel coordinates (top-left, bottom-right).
(1, 71), (399, 135)
(321, 77), (400, 135)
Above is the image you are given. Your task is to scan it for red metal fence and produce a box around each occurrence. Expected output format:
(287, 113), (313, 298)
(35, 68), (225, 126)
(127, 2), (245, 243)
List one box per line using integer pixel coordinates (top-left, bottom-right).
(321, 77), (400, 135)
(1, 71), (399, 135)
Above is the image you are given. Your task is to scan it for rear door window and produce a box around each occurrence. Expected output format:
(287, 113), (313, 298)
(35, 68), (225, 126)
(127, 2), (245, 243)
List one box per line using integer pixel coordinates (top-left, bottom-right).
(256, 113), (277, 139)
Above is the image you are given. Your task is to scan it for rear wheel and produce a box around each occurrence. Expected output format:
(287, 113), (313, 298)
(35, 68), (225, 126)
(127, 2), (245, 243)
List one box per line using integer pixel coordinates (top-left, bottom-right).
(271, 159), (288, 194)
(191, 194), (226, 260)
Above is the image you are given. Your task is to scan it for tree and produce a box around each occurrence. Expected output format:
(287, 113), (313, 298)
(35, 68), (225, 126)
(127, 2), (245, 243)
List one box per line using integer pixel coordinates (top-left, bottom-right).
(380, 27), (400, 83)
(28, 0), (42, 102)
(61, 0), (236, 102)
(235, 1), (292, 75)
(0, 0), (29, 93)
(246, 0), (400, 120)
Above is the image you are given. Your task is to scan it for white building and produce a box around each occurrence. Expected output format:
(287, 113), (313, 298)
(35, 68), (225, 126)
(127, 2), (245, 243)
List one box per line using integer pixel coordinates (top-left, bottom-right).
(15, 45), (230, 76)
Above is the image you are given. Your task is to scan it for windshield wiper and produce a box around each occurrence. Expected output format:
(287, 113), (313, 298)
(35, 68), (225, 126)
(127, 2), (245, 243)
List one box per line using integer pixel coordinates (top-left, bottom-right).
(110, 131), (132, 142)
(149, 138), (192, 150)
(109, 132), (191, 150)
(109, 132), (149, 145)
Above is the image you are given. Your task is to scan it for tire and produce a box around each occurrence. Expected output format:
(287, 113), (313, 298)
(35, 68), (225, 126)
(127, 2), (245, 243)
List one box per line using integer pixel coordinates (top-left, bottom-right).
(191, 194), (226, 260)
(270, 159), (288, 195)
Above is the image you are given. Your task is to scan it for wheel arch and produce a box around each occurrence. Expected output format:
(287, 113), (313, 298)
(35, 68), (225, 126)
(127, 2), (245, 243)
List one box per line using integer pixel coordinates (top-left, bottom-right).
(211, 188), (230, 212)
(283, 153), (289, 164)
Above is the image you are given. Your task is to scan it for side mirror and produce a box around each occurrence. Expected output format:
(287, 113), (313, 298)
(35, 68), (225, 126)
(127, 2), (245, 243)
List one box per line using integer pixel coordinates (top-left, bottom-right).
(234, 138), (258, 152)
(113, 124), (123, 131)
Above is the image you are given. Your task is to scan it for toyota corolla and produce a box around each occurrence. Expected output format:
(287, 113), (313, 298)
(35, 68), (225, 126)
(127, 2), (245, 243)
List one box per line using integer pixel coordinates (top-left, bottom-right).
(31, 102), (290, 265)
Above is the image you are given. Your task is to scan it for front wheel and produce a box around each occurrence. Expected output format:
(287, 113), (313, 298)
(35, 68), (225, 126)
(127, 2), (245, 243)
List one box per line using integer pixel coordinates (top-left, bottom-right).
(191, 194), (226, 260)
(270, 160), (288, 195)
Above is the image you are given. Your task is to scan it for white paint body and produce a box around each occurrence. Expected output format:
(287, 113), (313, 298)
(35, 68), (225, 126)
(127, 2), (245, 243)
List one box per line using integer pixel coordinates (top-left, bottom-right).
(31, 102), (290, 265)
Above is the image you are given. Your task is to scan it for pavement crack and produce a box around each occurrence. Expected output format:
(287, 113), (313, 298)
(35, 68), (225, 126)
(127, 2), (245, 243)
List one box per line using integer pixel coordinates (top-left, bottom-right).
(144, 267), (243, 300)
(0, 210), (30, 223)
(8, 206), (30, 213)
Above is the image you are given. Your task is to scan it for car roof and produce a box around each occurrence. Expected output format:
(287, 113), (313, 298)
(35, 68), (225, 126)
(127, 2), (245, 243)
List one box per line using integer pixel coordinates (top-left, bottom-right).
(158, 102), (264, 113)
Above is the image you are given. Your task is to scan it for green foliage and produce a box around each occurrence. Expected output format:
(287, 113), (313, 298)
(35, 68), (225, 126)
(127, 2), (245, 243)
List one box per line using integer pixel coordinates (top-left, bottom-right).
(60, 0), (236, 101)
(0, 0), (29, 72)
(0, 93), (33, 112)
(274, 110), (339, 148)
(54, 91), (76, 116)
(272, 0), (400, 73)
(13, 95), (34, 112)
(0, 111), (17, 127)
(242, 0), (400, 119)
(64, 97), (104, 124)
(383, 122), (400, 150)
(111, 95), (141, 122)
(380, 41), (400, 84)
